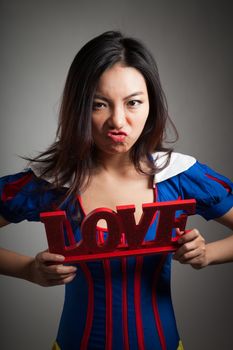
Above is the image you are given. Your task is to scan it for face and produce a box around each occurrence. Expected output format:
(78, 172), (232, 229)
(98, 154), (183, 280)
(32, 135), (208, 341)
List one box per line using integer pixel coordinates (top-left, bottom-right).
(92, 63), (150, 158)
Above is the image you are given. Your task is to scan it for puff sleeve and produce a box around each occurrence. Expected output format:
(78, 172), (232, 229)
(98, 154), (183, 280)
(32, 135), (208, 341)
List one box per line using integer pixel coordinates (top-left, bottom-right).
(0, 169), (62, 223)
(180, 161), (233, 220)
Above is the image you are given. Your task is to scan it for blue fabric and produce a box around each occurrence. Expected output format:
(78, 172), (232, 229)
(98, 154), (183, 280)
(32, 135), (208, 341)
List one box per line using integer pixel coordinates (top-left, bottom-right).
(56, 268), (89, 350)
(1, 161), (232, 224)
(179, 161), (233, 220)
(0, 169), (66, 223)
(1, 159), (233, 350)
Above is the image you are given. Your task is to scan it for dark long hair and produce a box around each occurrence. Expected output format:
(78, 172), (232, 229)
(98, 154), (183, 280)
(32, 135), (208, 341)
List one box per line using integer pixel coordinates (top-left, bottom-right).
(28, 31), (178, 197)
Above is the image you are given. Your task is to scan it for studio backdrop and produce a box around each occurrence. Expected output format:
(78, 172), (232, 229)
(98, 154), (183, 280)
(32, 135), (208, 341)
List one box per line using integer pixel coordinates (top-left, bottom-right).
(0, 1), (233, 349)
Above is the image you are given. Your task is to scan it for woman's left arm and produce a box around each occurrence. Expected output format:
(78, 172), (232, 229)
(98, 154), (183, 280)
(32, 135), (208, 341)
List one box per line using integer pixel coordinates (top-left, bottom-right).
(173, 208), (233, 269)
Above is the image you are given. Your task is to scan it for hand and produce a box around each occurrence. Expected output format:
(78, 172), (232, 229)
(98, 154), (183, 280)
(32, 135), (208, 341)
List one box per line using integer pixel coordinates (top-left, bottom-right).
(28, 250), (77, 287)
(173, 229), (208, 269)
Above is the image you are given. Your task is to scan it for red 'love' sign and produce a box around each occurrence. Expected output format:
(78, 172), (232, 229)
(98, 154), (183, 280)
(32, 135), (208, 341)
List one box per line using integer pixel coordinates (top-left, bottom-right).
(40, 199), (196, 262)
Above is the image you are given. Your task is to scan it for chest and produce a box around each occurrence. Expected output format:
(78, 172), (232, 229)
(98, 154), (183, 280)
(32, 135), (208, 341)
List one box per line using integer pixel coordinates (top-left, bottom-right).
(79, 177), (155, 228)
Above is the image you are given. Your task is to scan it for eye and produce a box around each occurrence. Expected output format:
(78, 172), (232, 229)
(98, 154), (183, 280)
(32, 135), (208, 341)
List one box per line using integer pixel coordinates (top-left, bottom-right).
(92, 101), (107, 110)
(127, 100), (142, 108)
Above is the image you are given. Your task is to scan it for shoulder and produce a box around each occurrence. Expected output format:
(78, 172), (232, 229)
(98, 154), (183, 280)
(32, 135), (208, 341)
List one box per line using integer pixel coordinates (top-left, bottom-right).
(152, 151), (196, 184)
(0, 168), (67, 223)
(152, 152), (233, 220)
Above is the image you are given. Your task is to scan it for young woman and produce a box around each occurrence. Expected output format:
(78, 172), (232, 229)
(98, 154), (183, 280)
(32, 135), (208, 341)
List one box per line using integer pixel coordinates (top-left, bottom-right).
(0, 31), (233, 350)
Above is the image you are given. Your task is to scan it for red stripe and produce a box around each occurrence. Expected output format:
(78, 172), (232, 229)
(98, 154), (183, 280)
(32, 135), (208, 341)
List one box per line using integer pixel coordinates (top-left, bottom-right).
(152, 254), (167, 350)
(122, 257), (130, 350)
(134, 256), (145, 350)
(80, 262), (94, 350)
(103, 259), (113, 350)
(2, 173), (33, 202)
(205, 173), (231, 193)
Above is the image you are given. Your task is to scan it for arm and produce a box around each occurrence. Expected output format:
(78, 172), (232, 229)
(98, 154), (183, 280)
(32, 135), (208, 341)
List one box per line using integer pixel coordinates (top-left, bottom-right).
(206, 207), (233, 264)
(173, 208), (233, 269)
(0, 216), (77, 286)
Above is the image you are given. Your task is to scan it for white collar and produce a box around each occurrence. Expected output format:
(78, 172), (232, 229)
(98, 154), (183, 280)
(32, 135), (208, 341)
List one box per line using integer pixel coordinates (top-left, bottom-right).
(32, 151), (196, 187)
(152, 152), (196, 184)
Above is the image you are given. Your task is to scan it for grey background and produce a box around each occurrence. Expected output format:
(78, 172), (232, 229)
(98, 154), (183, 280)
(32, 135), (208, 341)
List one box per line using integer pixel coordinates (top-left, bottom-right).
(0, 0), (233, 349)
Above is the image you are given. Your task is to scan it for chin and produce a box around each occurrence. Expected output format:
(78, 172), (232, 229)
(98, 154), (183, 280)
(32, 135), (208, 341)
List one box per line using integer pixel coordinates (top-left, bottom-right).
(100, 144), (130, 156)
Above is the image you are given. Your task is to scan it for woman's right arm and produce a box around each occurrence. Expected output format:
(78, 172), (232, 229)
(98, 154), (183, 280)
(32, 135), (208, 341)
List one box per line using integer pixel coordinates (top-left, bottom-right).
(0, 216), (77, 286)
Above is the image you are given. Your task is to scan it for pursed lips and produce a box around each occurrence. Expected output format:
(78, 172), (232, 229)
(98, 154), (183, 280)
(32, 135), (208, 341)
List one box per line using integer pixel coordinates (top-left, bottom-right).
(107, 130), (128, 142)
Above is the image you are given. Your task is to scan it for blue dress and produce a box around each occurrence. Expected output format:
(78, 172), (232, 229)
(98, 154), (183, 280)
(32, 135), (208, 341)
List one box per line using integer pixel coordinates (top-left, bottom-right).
(1, 153), (233, 350)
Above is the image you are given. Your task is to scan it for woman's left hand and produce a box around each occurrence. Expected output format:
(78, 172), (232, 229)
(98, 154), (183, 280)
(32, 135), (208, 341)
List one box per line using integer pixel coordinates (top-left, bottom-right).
(173, 229), (208, 269)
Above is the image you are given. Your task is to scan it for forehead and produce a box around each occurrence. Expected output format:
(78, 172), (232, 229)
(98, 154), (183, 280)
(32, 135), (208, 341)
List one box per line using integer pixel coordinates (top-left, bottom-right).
(96, 63), (147, 96)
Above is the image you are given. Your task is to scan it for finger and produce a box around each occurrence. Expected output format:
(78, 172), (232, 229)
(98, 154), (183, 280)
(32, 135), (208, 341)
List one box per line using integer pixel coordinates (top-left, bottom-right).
(40, 264), (77, 276)
(175, 228), (185, 236)
(178, 246), (206, 263)
(178, 235), (205, 256)
(48, 271), (77, 281)
(177, 229), (200, 244)
(36, 251), (65, 264)
(173, 240), (198, 260)
(47, 273), (77, 286)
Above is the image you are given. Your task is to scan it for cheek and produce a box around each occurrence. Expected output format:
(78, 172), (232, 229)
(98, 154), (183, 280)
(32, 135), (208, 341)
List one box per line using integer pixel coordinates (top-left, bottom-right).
(92, 117), (103, 132)
(144, 103), (150, 119)
(92, 111), (109, 130)
(135, 107), (149, 129)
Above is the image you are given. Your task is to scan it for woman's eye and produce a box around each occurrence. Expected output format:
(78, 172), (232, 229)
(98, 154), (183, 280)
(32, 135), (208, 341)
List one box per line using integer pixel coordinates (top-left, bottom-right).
(93, 101), (106, 110)
(127, 100), (142, 107)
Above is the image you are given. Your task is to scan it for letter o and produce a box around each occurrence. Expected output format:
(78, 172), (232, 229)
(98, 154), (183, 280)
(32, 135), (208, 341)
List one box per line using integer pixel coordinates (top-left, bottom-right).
(81, 208), (122, 253)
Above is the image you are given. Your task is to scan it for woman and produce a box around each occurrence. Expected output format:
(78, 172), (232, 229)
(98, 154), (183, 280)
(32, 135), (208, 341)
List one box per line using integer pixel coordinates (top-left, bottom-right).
(0, 31), (233, 350)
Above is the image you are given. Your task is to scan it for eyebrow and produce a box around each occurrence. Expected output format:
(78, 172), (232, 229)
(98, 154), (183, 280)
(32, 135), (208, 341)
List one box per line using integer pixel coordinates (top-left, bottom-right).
(94, 91), (145, 102)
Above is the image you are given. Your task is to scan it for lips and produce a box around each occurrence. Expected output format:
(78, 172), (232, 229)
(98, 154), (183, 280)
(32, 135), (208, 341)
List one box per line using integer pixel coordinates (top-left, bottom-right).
(107, 131), (128, 142)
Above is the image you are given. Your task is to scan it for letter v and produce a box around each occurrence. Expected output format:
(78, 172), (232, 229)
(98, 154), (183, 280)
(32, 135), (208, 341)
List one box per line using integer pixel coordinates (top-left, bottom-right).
(116, 204), (157, 249)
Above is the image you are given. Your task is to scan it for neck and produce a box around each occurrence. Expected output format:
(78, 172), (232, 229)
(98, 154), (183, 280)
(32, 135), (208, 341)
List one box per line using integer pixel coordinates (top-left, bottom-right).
(96, 152), (133, 174)
(93, 151), (150, 180)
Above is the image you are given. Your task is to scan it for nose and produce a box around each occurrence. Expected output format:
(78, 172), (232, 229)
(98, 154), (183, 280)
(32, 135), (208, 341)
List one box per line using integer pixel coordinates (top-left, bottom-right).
(108, 106), (126, 129)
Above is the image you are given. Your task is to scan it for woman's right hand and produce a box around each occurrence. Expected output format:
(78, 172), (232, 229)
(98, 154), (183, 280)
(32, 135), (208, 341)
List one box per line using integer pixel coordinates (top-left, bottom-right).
(28, 250), (77, 287)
